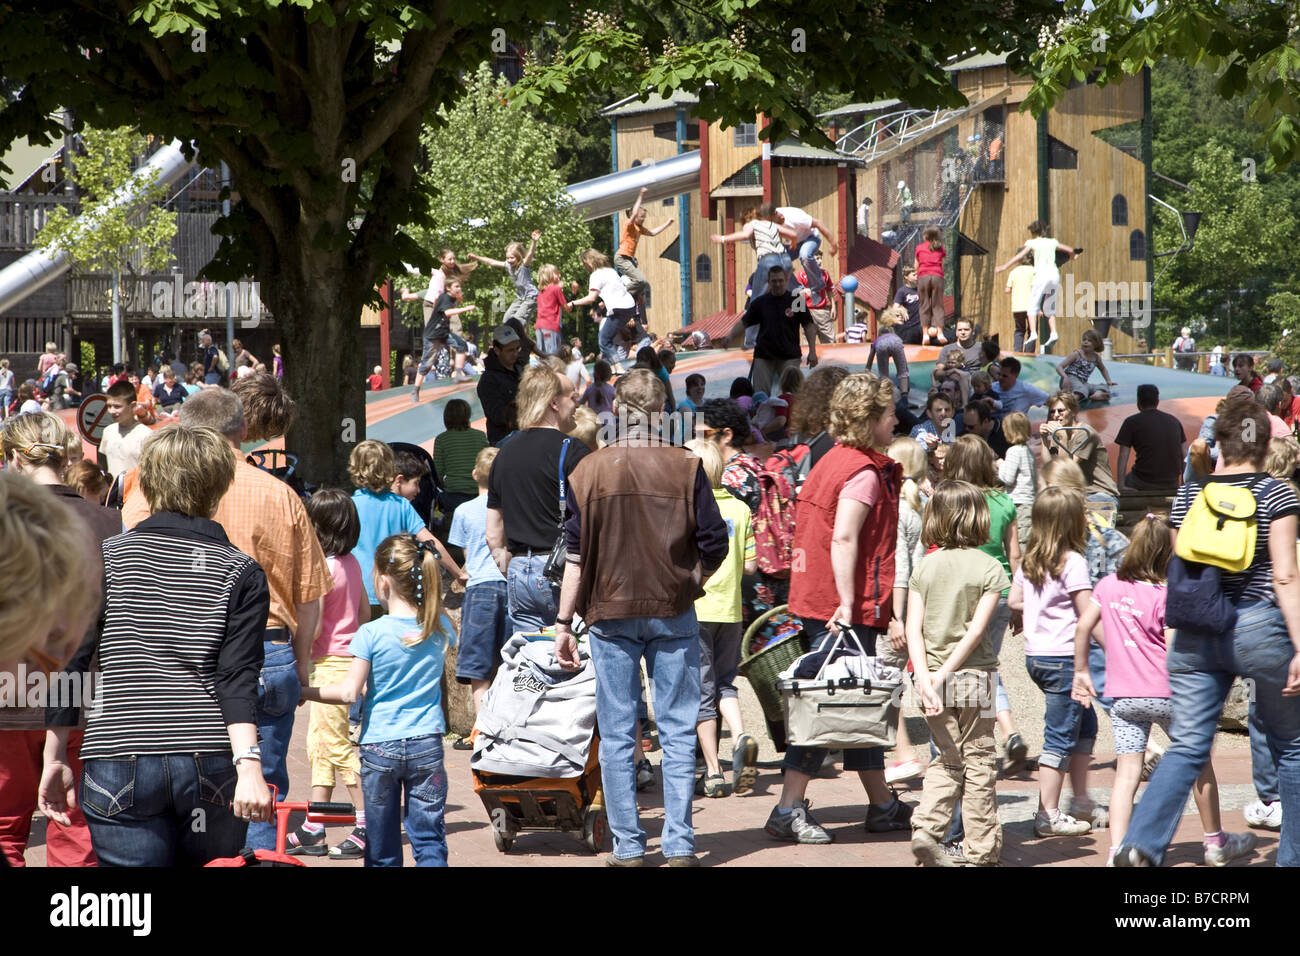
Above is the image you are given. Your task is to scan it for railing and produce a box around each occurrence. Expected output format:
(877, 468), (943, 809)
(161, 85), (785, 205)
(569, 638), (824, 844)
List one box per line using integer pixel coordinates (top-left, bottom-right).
(0, 195), (78, 249)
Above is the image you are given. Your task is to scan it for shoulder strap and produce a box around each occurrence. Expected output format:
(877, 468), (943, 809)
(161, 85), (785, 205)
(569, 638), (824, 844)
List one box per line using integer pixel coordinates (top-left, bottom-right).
(556, 438), (571, 527)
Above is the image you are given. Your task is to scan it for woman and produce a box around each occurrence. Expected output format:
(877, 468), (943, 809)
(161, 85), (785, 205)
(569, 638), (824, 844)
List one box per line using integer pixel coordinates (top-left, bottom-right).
(432, 398), (489, 537)
(1039, 390), (1119, 510)
(402, 354), (417, 386)
(40, 425), (275, 866)
(765, 372), (913, 844)
(231, 338), (259, 371)
(1115, 397), (1300, 867)
(787, 365), (849, 463)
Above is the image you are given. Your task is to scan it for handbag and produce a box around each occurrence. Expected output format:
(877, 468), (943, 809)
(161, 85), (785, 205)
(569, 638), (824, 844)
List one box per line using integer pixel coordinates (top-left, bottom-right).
(777, 625), (901, 750)
(1165, 554), (1237, 636)
(542, 438), (571, 584)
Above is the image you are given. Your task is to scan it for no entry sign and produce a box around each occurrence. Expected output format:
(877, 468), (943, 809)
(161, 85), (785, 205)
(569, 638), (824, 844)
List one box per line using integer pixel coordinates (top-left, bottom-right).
(77, 394), (112, 446)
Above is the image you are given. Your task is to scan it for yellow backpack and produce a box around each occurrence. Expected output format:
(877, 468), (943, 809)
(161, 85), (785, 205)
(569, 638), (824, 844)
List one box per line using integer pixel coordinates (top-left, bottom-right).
(1174, 478), (1261, 573)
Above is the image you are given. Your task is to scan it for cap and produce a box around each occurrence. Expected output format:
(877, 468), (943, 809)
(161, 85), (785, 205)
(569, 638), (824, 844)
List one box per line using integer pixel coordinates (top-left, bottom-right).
(492, 324), (520, 346)
(64, 363), (79, 373)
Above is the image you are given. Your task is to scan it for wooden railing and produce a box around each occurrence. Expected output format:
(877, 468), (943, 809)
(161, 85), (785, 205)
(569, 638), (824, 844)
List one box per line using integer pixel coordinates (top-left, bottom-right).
(0, 195), (78, 249)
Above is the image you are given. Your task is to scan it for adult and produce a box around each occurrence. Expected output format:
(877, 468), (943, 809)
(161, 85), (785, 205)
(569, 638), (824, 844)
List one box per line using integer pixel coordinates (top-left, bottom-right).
(0, 414), (117, 867)
(153, 367), (188, 412)
(952, 319), (983, 371)
(1039, 390), (1119, 509)
(42, 426), (275, 865)
(963, 400), (1010, 458)
(766, 372), (914, 844)
(476, 324), (524, 445)
(727, 265), (819, 395)
(775, 205), (838, 295)
(1114, 398), (1300, 867)
(1234, 353), (1264, 392)
(995, 220), (1079, 352)
(120, 386), (331, 852)
(787, 365), (850, 464)
(1172, 327), (1197, 371)
(893, 268), (923, 345)
(1115, 384), (1186, 492)
(1283, 376), (1300, 429)
(486, 365), (590, 635)
(199, 329), (223, 385)
(164, 350), (188, 381)
(1257, 384), (1293, 439)
(897, 180), (913, 225)
(554, 370), (727, 866)
(231, 338), (258, 371)
(1265, 358), (1284, 386)
(991, 356), (1048, 415)
(433, 398), (489, 536)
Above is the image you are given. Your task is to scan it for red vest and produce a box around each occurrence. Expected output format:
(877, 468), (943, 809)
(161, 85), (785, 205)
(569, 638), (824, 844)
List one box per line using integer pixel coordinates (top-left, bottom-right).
(788, 443), (901, 625)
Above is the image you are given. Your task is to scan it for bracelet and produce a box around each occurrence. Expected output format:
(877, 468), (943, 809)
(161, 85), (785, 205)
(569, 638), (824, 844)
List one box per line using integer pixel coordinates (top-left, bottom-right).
(555, 617), (573, 627)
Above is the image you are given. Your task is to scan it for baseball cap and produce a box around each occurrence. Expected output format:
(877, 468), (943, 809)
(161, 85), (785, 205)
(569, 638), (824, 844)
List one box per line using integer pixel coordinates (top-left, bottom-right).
(492, 324), (520, 346)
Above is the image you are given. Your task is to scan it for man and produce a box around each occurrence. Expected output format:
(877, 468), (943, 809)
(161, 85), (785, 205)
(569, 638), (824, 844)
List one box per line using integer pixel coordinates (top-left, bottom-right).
(477, 324), (524, 444)
(486, 365), (591, 634)
(953, 318), (984, 371)
(963, 400), (1010, 458)
(165, 350), (188, 381)
(1256, 384), (1293, 438)
(897, 180), (913, 225)
(991, 356), (1048, 415)
(727, 266), (819, 395)
(1264, 358), (1284, 386)
(198, 330), (224, 385)
(1115, 384), (1187, 492)
(121, 386), (332, 851)
(775, 206), (838, 295)
(1233, 353), (1263, 392)
(794, 250), (838, 344)
(554, 370), (728, 866)
(1172, 327), (1197, 371)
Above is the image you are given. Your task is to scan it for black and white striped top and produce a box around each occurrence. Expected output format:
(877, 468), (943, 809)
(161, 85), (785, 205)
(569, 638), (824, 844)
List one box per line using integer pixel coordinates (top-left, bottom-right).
(75, 513), (270, 759)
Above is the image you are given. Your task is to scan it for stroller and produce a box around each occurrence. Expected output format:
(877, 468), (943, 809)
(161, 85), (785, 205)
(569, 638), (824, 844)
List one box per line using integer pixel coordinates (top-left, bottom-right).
(470, 632), (608, 854)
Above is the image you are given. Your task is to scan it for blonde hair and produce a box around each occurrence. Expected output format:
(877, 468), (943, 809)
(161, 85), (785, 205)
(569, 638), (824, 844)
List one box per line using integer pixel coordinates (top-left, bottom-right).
(472, 446), (500, 485)
(506, 241), (525, 260)
(887, 436), (925, 513)
(880, 305), (907, 329)
(373, 534), (445, 646)
(1038, 457), (1085, 492)
(516, 366), (566, 430)
(970, 369), (992, 392)
(538, 263), (560, 286)
(1002, 411), (1031, 445)
(349, 440), (397, 492)
(567, 406), (601, 450)
(1265, 436), (1300, 482)
(922, 480), (990, 549)
(138, 425), (235, 518)
(614, 368), (665, 425)
(1022, 486), (1087, 587)
(945, 433), (999, 490)
(1116, 514), (1172, 584)
(1, 411), (71, 472)
(686, 438), (725, 488)
(828, 372), (894, 450)
(581, 248), (610, 271)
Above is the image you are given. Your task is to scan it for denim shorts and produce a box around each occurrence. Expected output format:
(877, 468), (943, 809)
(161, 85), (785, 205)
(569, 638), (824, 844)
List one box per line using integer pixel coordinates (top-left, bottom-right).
(1025, 655), (1096, 769)
(455, 580), (509, 683)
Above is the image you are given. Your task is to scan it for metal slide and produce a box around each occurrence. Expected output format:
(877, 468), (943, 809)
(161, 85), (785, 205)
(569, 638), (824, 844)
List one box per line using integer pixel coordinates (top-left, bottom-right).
(0, 139), (192, 315)
(565, 150), (699, 222)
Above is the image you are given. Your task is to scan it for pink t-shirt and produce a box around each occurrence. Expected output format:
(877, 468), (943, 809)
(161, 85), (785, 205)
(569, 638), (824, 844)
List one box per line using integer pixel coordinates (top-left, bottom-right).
(840, 467), (881, 506)
(1016, 551), (1092, 657)
(916, 245), (946, 278)
(1092, 575), (1169, 698)
(312, 553), (364, 659)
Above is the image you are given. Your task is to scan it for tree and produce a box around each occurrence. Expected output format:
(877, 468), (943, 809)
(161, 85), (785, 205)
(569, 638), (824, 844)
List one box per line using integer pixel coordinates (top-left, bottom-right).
(0, 0), (1061, 484)
(35, 126), (178, 364)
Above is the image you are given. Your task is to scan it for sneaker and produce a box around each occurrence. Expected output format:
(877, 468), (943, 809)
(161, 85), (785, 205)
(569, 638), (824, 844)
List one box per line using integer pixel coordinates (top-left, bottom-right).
(605, 853), (644, 867)
(1140, 745), (1164, 781)
(1040, 333), (1059, 352)
(1033, 810), (1091, 837)
(1204, 832), (1258, 867)
(885, 758), (924, 785)
(1003, 733), (1028, 775)
(732, 733), (759, 795)
(701, 773), (730, 798)
(284, 824), (328, 857)
(1021, 333), (1037, 351)
(865, 793), (914, 833)
(1111, 845), (1153, 867)
(764, 801), (833, 844)
(1244, 799), (1282, 831)
(1067, 798), (1110, 830)
(912, 830), (966, 867)
(635, 758), (654, 791)
(666, 854), (700, 867)
(329, 827), (366, 860)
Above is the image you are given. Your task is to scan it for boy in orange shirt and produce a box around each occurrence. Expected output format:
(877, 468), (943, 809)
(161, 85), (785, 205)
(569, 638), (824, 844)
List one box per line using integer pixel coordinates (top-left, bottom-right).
(614, 186), (675, 322)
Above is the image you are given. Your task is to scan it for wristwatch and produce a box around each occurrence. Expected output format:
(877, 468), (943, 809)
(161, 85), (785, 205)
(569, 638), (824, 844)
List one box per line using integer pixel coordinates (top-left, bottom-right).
(233, 745), (262, 768)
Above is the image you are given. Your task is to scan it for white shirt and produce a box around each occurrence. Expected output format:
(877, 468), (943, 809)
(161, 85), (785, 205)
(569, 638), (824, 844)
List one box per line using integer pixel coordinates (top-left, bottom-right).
(100, 421), (153, 478)
(423, 268), (447, 305)
(1026, 237), (1060, 280)
(776, 206), (816, 241)
(589, 267), (635, 311)
(19, 399), (42, 415)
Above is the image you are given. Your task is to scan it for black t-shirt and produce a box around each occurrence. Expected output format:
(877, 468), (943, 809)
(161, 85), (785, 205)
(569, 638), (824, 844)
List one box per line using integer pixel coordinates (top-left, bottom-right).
(202, 344), (220, 374)
(1115, 408), (1186, 487)
(893, 286), (921, 330)
(742, 291), (802, 361)
(487, 428), (593, 551)
(423, 292), (454, 343)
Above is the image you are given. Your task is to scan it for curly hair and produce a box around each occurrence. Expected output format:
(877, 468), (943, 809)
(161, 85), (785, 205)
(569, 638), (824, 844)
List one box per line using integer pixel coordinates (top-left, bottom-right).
(828, 372), (894, 449)
(788, 365), (849, 437)
(700, 398), (753, 449)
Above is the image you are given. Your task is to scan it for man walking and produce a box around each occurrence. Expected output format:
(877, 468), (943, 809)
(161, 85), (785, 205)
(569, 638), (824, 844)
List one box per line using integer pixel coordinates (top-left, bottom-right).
(554, 370), (729, 866)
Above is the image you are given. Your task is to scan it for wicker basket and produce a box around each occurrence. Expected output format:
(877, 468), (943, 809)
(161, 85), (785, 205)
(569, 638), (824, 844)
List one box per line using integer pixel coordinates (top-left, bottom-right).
(738, 605), (808, 726)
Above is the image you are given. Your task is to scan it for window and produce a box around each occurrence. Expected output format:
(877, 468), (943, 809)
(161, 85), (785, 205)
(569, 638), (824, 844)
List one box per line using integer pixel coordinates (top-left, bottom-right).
(1129, 229), (1146, 260)
(1047, 136), (1077, 170)
(1112, 194), (1128, 226)
(662, 197), (673, 206)
(653, 121), (678, 141)
(733, 123), (758, 148)
(695, 254), (712, 282)
(630, 159), (642, 168)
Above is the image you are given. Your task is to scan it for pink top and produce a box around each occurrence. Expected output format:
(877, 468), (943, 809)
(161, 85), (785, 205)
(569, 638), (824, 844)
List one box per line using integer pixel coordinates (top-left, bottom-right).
(312, 553), (364, 659)
(840, 467), (881, 506)
(536, 284), (565, 332)
(1015, 551), (1091, 656)
(1092, 575), (1169, 698)
(916, 245), (946, 278)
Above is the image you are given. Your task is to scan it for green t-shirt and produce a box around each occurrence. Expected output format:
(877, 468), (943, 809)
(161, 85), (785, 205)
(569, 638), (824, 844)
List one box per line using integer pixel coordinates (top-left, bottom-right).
(434, 427), (489, 495)
(908, 548), (1010, 672)
(695, 488), (756, 624)
(978, 490), (1016, 597)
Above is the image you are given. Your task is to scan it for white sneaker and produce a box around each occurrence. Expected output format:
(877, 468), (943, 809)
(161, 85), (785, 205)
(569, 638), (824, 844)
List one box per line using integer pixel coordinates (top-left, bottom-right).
(1040, 333), (1059, 352)
(885, 758), (924, 785)
(1034, 810), (1091, 837)
(1067, 797), (1109, 830)
(1244, 799), (1283, 831)
(1204, 831), (1258, 867)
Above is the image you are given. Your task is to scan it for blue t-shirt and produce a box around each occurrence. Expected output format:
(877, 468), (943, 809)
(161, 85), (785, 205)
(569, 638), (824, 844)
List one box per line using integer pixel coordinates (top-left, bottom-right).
(448, 493), (505, 588)
(352, 489), (427, 604)
(992, 378), (1049, 415)
(351, 613), (456, 745)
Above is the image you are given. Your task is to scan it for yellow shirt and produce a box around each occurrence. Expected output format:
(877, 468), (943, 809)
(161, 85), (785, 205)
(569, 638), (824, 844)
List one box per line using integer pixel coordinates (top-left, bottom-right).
(694, 488), (756, 624)
(1007, 264), (1036, 313)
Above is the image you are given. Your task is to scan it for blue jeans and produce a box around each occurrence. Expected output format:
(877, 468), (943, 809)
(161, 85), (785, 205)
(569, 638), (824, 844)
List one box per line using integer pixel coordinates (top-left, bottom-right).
(245, 640), (301, 851)
(1088, 640), (1114, 714)
(454, 580), (509, 683)
(360, 734), (448, 866)
(797, 235), (823, 292)
(506, 552), (559, 636)
(1250, 694), (1280, 803)
(1123, 601), (1300, 866)
(588, 609), (701, 860)
(598, 308), (639, 364)
(750, 252), (794, 300)
(1025, 656), (1097, 770)
(81, 754), (245, 866)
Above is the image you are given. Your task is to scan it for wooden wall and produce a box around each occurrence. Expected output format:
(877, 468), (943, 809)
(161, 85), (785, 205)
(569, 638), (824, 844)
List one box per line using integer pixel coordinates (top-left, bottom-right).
(687, 198), (722, 327)
(707, 121), (761, 193)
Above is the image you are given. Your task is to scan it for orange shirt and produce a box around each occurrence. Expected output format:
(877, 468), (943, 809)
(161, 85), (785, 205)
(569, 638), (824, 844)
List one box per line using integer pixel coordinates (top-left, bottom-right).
(617, 220), (648, 258)
(122, 459), (331, 632)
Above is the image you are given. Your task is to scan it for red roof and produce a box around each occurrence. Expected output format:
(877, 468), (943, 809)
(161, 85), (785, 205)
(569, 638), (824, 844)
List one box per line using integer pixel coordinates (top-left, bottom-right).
(676, 310), (742, 343)
(844, 236), (899, 312)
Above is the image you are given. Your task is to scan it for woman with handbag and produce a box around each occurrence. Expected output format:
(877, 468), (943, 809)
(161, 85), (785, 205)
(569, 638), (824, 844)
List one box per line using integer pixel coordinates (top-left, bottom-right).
(1114, 397), (1300, 867)
(763, 372), (914, 846)
(1039, 390), (1119, 510)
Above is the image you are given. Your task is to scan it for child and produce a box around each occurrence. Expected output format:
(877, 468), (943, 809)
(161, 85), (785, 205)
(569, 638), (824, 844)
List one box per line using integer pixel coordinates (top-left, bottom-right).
(970, 369), (1002, 411)
(926, 441), (947, 493)
(272, 343), (283, 379)
(391, 449), (429, 503)
(413, 277), (477, 400)
(995, 220), (1079, 352)
(1057, 330), (1115, 403)
(910, 392), (956, 449)
(997, 411), (1037, 547)
(915, 225), (947, 345)
(449, 447), (509, 726)
(288, 488), (370, 859)
(64, 459), (110, 505)
(99, 379), (152, 480)
(534, 264), (576, 356)
(572, 248), (643, 373)
(0, 358), (13, 419)
(883, 437), (928, 783)
(562, 344), (592, 395)
(302, 533), (457, 867)
(931, 344), (972, 408)
(867, 305), (910, 397)
(1010, 486), (1106, 837)
(368, 365), (384, 391)
(684, 439), (758, 798)
(469, 230), (541, 332)
(1071, 515), (1257, 867)
(1005, 261), (1037, 352)
(616, 186), (675, 321)
(907, 480), (1010, 866)
(581, 360), (616, 418)
(845, 317), (870, 344)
